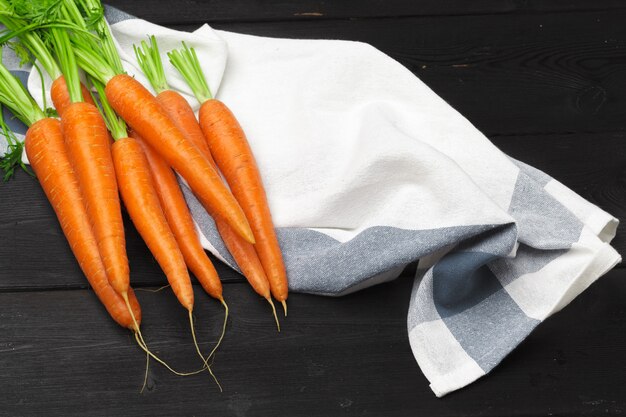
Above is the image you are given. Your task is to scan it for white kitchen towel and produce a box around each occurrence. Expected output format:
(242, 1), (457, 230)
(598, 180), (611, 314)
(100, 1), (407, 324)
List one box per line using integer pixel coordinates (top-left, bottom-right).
(2, 6), (621, 397)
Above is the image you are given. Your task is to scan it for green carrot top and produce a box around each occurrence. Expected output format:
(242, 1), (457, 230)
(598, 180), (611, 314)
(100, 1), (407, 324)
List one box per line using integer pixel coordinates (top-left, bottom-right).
(168, 42), (213, 104)
(134, 35), (169, 94)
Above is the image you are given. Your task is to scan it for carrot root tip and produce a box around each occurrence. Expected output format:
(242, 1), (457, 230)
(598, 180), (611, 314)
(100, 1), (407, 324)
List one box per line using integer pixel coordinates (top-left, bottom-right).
(140, 351), (150, 394)
(267, 297), (280, 332)
(281, 300), (288, 317)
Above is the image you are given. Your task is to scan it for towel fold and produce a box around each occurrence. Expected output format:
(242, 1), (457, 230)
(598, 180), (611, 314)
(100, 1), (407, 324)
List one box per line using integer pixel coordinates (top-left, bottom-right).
(1, 6), (619, 396)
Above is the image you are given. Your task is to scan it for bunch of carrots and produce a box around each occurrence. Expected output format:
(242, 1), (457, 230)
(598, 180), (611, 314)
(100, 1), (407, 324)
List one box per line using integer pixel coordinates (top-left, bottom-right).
(0, 0), (288, 388)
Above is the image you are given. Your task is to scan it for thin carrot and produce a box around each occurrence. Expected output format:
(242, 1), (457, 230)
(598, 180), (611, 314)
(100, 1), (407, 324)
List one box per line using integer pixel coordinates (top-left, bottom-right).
(61, 101), (129, 296)
(112, 136), (194, 310)
(169, 44), (289, 314)
(134, 36), (279, 328)
(0, 62), (141, 329)
(131, 131), (222, 301)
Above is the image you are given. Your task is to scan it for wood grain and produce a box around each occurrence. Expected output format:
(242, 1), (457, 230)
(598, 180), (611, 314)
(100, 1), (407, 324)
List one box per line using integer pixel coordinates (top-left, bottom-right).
(0, 269), (624, 417)
(104, 0), (626, 24)
(188, 10), (626, 137)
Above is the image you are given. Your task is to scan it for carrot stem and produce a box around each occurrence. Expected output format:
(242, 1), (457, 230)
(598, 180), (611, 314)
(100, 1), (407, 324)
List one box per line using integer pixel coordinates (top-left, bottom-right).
(167, 42), (212, 103)
(134, 35), (169, 94)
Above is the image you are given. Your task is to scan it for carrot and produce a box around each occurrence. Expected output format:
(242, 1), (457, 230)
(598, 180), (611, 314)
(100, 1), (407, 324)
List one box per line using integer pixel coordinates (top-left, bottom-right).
(0, 61), (141, 329)
(71, 37), (254, 244)
(156, 91), (279, 327)
(91, 78), (217, 385)
(50, 76), (96, 116)
(112, 137), (194, 310)
(26, 119), (142, 329)
(61, 102), (129, 296)
(131, 131), (222, 301)
(169, 44), (289, 314)
(104, 74), (254, 244)
(135, 36), (279, 328)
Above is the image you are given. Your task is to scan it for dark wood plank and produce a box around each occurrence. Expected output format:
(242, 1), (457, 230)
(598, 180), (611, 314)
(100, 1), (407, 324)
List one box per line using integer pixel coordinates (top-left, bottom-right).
(165, 9), (626, 137)
(105, 0), (626, 24)
(1, 269), (624, 416)
(1, 129), (622, 290)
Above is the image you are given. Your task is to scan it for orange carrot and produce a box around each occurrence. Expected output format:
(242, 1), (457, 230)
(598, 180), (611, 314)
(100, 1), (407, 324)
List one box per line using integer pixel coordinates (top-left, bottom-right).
(50, 76), (96, 116)
(155, 91), (272, 304)
(200, 100), (289, 307)
(25, 118), (141, 329)
(168, 44), (289, 314)
(131, 131), (222, 301)
(61, 102), (130, 297)
(90, 77), (211, 381)
(112, 136), (194, 311)
(103, 74), (254, 245)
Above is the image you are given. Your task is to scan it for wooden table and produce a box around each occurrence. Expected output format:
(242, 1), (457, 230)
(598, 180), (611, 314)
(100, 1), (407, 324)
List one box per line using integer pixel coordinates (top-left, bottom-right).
(1, 1), (625, 416)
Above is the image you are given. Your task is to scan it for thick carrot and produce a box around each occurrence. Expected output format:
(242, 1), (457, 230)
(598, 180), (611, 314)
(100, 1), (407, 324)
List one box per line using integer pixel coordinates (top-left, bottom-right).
(103, 74), (254, 244)
(24, 118), (141, 329)
(199, 100), (289, 305)
(112, 136), (194, 311)
(50, 76), (95, 116)
(155, 91), (272, 302)
(131, 131), (222, 301)
(61, 102), (129, 296)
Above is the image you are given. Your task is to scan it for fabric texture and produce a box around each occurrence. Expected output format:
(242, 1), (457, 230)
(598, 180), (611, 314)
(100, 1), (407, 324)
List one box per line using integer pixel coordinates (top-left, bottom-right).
(1, 7), (620, 397)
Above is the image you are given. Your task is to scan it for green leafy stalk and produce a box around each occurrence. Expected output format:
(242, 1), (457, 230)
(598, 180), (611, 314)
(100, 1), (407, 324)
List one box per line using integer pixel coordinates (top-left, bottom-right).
(72, 36), (116, 83)
(89, 77), (126, 140)
(168, 42), (213, 103)
(0, 0), (62, 79)
(74, 0), (124, 74)
(49, 26), (82, 102)
(0, 105), (33, 180)
(134, 35), (168, 94)
(0, 63), (45, 126)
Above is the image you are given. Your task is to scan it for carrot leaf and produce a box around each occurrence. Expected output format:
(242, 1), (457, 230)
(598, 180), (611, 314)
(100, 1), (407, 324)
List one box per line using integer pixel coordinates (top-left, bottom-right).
(0, 105), (33, 180)
(168, 42), (213, 103)
(73, 0), (124, 74)
(89, 76), (126, 140)
(134, 35), (168, 94)
(0, 62), (45, 126)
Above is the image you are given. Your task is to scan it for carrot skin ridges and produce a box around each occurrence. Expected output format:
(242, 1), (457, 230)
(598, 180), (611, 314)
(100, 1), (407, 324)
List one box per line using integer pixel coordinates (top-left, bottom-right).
(24, 118), (141, 329)
(50, 76), (95, 116)
(215, 219), (271, 298)
(156, 90), (212, 158)
(61, 102), (129, 296)
(104, 74), (254, 244)
(132, 131), (223, 301)
(156, 90), (271, 299)
(199, 99), (289, 302)
(112, 137), (194, 311)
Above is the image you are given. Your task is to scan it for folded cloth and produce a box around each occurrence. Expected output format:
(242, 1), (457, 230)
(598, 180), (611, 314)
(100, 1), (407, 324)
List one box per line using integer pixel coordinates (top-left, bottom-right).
(2, 6), (620, 396)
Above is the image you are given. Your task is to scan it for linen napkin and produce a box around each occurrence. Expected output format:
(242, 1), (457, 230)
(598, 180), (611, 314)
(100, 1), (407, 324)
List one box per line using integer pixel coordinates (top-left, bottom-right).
(2, 6), (620, 397)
